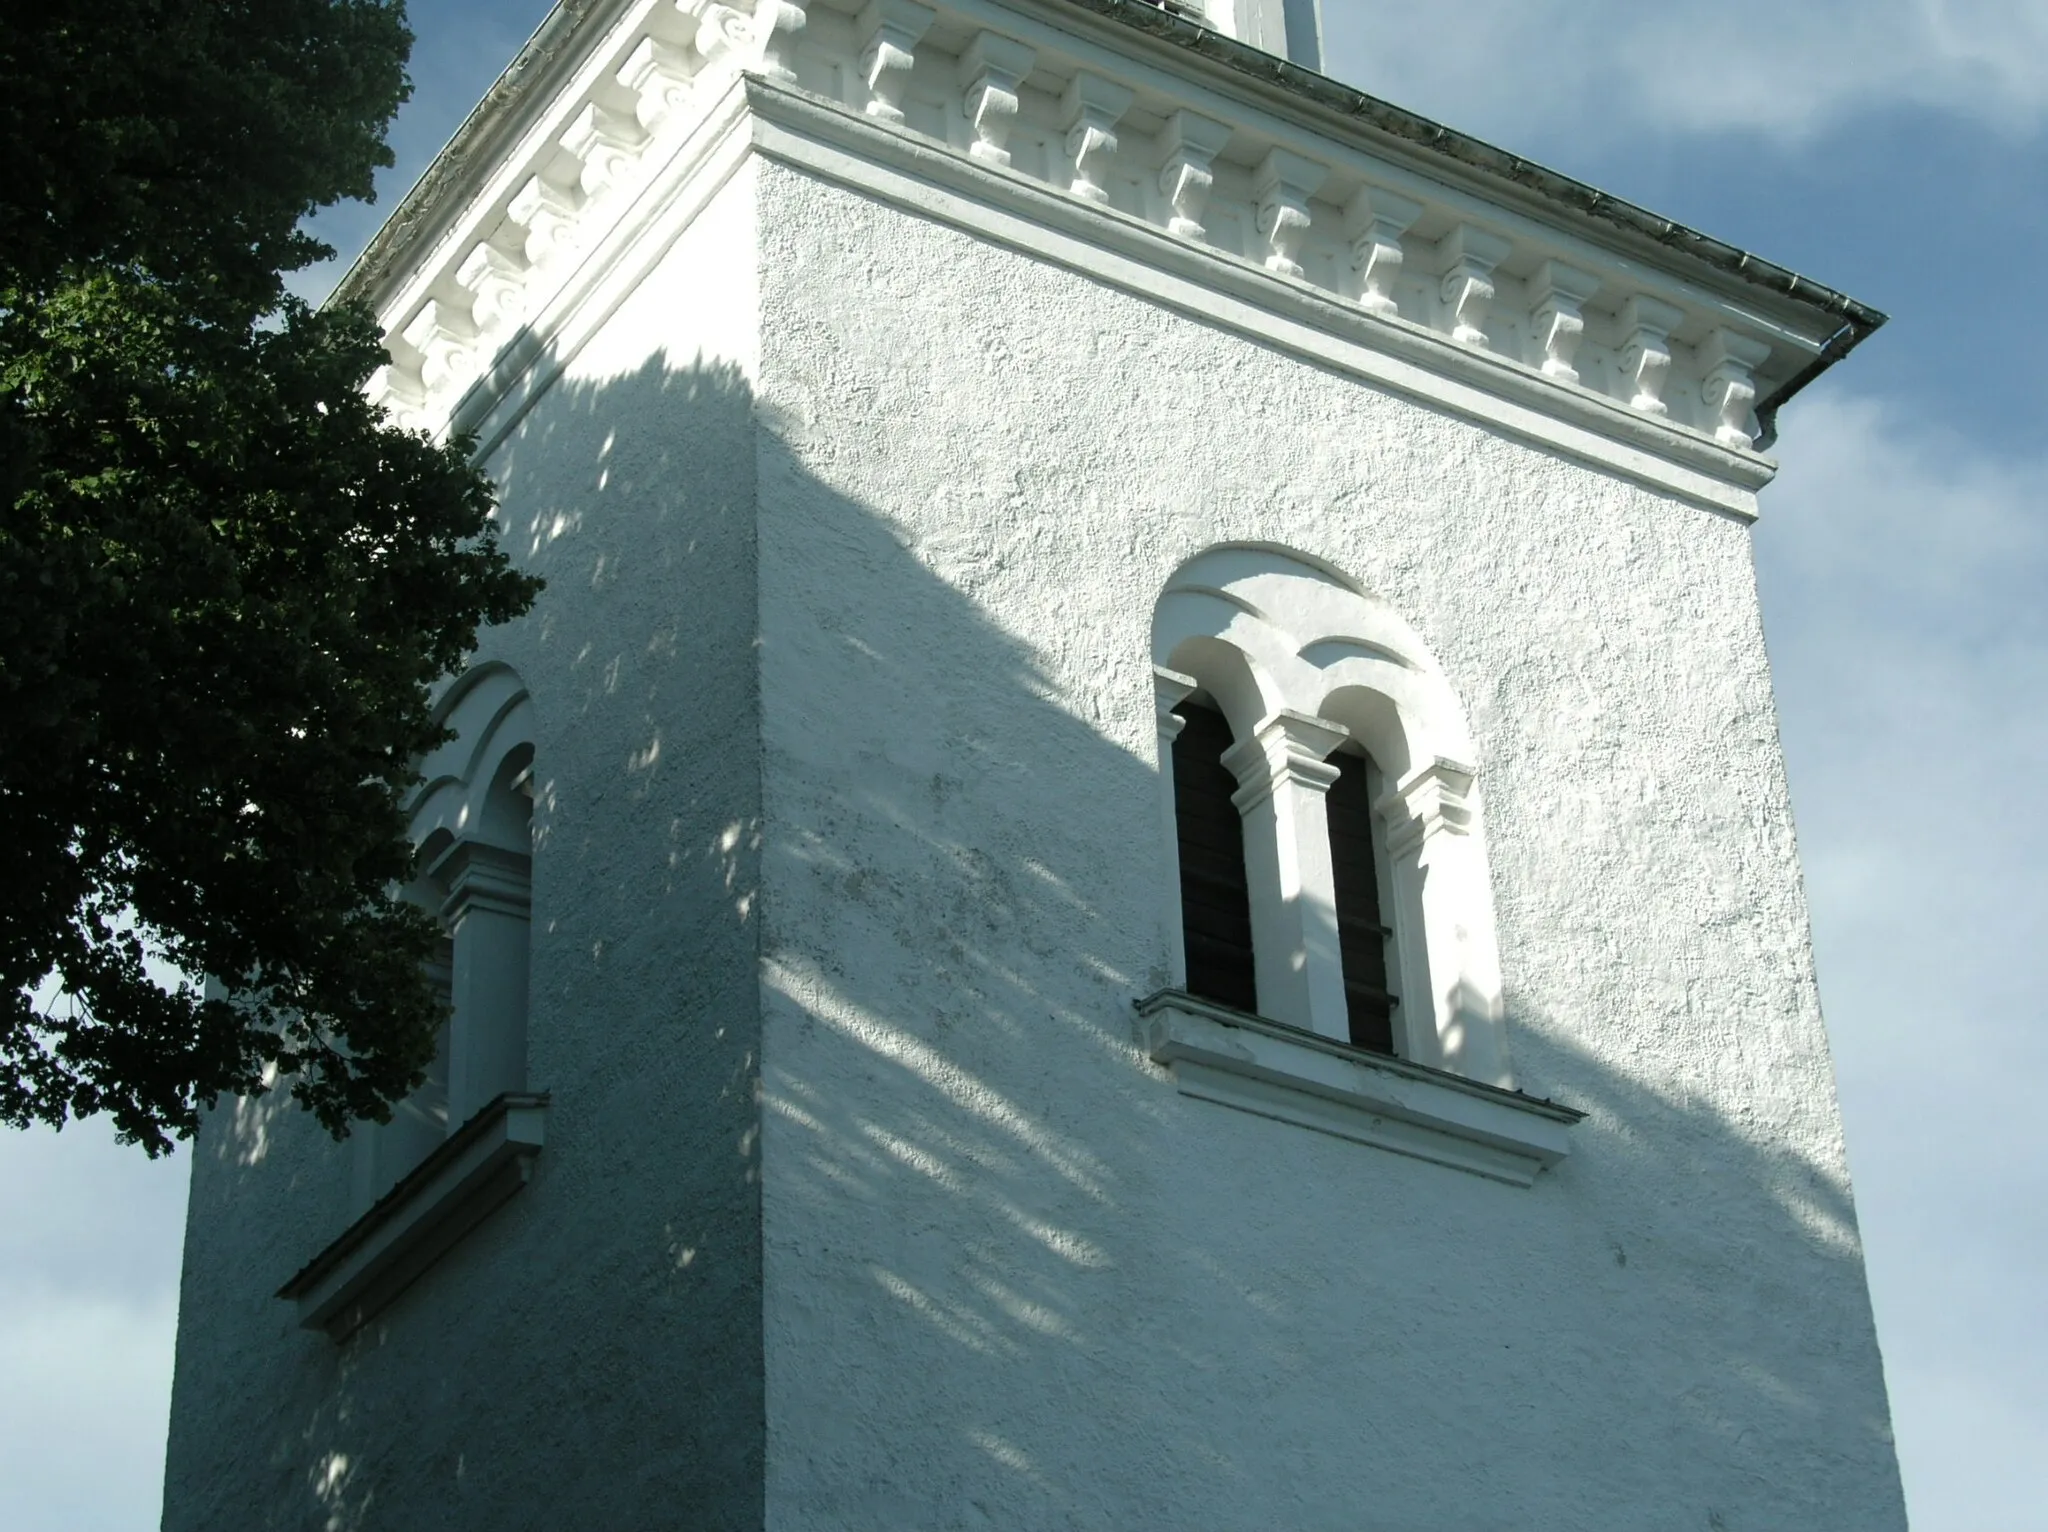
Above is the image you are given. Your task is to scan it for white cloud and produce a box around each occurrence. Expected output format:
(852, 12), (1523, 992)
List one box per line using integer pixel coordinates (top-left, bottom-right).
(1325, 0), (2048, 146)
(1755, 388), (2048, 1529)
(0, 1293), (181, 1532)
(0, 1124), (188, 1532)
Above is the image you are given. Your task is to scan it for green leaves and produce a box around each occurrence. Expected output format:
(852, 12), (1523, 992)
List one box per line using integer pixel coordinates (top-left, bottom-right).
(1, 1), (411, 319)
(0, 3), (541, 1154)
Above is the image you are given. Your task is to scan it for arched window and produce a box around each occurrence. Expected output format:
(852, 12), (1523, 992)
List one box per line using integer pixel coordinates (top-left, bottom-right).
(355, 664), (537, 1209)
(1152, 545), (1515, 1088)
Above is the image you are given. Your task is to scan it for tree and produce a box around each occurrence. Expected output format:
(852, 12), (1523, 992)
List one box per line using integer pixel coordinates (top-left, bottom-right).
(0, 2), (542, 1155)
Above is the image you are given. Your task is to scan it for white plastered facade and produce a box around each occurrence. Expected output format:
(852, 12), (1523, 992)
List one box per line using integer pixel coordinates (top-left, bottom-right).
(163, 2), (1909, 1528)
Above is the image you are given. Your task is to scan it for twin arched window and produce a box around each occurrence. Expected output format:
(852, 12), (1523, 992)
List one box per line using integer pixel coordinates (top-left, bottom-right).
(1170, 707), (1398, 1053)
(354, 665), (537, 1208)
(1153, 547), (1515, 1089)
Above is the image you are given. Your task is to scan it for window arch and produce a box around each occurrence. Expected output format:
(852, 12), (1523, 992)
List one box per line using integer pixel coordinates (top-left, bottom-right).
(1151, 545), (1514, 1088)
(355, 663), (537, 1208)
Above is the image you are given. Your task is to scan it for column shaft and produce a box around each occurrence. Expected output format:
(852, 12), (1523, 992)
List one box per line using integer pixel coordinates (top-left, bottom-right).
(1224, 710), (1351, 1040)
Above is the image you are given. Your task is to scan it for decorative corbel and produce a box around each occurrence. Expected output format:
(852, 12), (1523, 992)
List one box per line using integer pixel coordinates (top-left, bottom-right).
(1700, 328), (1772, 450)
(506, 176), (581, 269)
(1620, 294), (1686, 417)
(401, 300), (480, 399)
(368, 364), (430, 431)
(753, 0), (809, 82)
(617, 35), (695, 133)
(1061, 71), (1134, 205)
(1527, 260), (1602, 385)
(455, 241), (529, 341)
(1156, 109), (1233, 242)
(957, 32), (1036, 168)
(1253, 149), (1326, 278)
(1344, 184), (1423, 319)
(678, 0), (754, 71)
(560, 102), (650, 200)
(857, 0), (934, 126)
(1437, 225), (1512, 349)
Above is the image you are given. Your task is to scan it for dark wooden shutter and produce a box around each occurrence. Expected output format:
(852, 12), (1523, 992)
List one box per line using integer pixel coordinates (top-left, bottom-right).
(1326, 750), (1396, 1053)
(1172, 702), (1258, 1013)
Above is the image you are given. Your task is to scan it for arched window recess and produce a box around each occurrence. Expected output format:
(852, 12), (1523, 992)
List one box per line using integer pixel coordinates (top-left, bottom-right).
(1149, 546), (1515, 1090)
(353, 663), (541, 1209)
(1139, 547), (1582, 1186)
(285, 662), (549, 1338)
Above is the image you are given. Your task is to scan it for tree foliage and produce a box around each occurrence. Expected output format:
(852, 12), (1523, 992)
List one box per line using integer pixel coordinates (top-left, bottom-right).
(1, 2), (542, 1153)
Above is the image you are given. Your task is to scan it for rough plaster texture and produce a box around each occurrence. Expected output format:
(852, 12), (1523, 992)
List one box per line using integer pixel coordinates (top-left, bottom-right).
(750, 161), (1905, 1531)
(163, 169), (768, 1531)
(164, 143), (1906, 1528)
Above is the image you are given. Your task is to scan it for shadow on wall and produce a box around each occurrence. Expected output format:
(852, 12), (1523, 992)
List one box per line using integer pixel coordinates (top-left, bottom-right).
(172, 348), (1900, 1532)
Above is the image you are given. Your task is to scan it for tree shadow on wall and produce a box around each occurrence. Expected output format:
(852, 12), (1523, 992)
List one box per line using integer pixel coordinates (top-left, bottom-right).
(163, 348), (1905, 1532)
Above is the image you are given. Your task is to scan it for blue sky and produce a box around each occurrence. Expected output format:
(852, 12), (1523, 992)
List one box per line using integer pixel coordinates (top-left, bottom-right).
(5, 2), (2043, 1527)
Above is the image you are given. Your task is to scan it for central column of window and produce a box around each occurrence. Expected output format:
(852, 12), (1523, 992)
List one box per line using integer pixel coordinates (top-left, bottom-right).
(1221, 710), (1351, 1041)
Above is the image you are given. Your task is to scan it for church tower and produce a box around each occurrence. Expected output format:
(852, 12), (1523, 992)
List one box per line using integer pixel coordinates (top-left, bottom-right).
(164, 0), (1907, 1526)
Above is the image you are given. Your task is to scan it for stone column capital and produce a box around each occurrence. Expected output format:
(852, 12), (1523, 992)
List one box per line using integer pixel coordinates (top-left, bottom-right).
(430, 839), (534, 923)
(1376, 758), (1476, 857)
(1222, 710), (1349, 812)
(1153, 665), (1199, 740)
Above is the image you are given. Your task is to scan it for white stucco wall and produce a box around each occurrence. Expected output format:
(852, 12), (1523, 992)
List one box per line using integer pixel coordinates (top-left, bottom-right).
(751, 160), (1906, 1530)
(163, 166), (769, 1532)
(164, 119), (1905, 1529)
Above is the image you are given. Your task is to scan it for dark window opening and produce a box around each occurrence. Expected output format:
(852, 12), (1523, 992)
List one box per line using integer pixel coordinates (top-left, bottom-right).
(1172, 700), (1257, 1014)
(1327, 749), (1396, 1053)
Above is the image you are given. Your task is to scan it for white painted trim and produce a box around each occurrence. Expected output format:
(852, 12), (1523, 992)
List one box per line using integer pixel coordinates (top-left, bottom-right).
(896, 0), (1824, 350)
(371, 0), (687, 349)
(741, 81), (1769, 516)
(1134, 993), (1577, 1187)
(1155, 546), (1517, 1085)
(437, 66), (1771, 519)
(462, 75), (761, 461)
(359, 0), (1840, 478)
(280, 1094), (549, 1339)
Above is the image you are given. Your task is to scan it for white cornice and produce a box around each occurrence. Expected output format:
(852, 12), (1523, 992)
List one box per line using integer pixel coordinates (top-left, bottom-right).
(447, 73), (1775, 518)
(464, 75), (760, 462)
(364, 0), (1843, 514)
(338, 0), (1879, 357)
(739, 81), (1774, 515)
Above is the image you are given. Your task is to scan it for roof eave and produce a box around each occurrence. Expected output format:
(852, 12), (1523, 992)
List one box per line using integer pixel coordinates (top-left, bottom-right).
(331, 0), (1886, 414)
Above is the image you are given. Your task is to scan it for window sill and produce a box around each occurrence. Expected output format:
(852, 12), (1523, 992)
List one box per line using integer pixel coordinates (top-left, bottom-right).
(1133, 991), (1580, 1187)
(277, 1092), (548, 1339)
